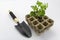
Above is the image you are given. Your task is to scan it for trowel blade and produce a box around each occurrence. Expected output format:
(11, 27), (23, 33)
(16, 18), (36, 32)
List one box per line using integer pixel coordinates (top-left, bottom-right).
(15, 21), (32, 38)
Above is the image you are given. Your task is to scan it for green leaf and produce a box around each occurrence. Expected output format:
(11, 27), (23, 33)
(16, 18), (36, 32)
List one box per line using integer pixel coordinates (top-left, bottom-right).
(30, 11), (36, 16)
(41, 3), (48, 10)
(45, 3), (48, 9)
(31, 5), (38, 11)
(40, 10), (45, 16)
(30, 1), (48, 17)
(36, 1), (42, 7)
(37, 9), (45, 16)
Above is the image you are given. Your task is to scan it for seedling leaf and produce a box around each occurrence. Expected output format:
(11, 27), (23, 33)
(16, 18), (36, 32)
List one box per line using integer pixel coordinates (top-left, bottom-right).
(30, 11), (36, 16)
(30, 1), (48, 17)
(36, 1), (42, 7)
(31, 5), (38, 11)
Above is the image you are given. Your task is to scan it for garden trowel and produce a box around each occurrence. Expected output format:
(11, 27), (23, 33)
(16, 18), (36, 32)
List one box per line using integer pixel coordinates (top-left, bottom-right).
(9, 11), (32, 38)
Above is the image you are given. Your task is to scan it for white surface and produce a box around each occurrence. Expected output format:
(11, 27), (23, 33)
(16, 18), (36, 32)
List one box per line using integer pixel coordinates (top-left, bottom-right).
(0, 0), (60, 40)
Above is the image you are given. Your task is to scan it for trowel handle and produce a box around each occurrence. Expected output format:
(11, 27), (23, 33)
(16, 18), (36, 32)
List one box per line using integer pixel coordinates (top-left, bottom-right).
(9, 11), (16, 19)
(9, 11), (19, 23)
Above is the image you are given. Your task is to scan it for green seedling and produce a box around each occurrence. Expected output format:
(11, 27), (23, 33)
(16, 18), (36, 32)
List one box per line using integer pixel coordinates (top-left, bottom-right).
(30, 1), (48, 17)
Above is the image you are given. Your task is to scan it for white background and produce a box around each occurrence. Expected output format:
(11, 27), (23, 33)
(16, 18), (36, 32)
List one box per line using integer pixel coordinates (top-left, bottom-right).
(0, 0), (60, 40)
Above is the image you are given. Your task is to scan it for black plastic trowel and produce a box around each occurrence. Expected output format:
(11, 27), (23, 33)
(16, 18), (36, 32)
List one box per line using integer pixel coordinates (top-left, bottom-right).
(9, 11), (32, 38)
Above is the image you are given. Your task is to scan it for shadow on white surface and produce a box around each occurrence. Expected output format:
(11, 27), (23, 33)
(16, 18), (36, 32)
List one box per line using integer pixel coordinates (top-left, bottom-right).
(39, 29), (55, 40)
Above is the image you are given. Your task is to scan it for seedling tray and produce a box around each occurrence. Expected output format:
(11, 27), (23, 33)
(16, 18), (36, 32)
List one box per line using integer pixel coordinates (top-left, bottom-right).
(25, 14), (54, 33)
